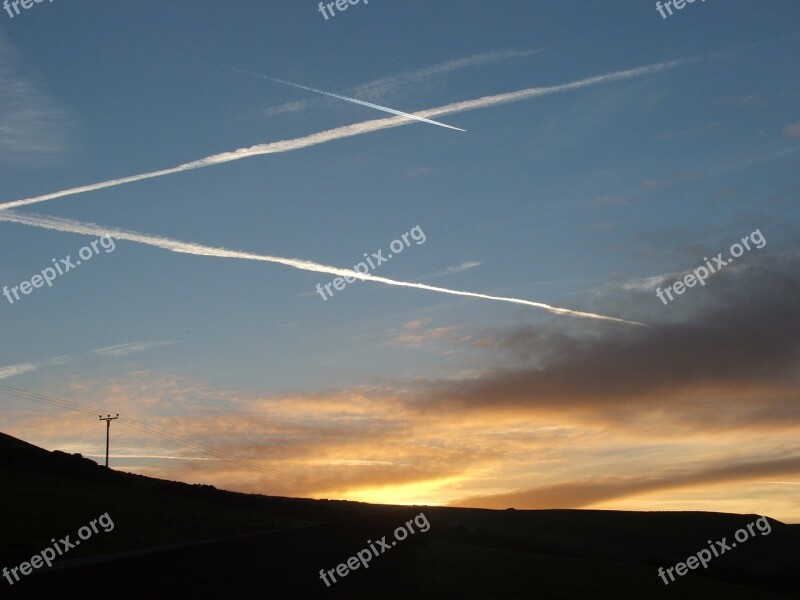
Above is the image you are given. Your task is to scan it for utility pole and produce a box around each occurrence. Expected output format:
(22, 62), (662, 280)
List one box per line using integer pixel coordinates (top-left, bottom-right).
(98, 414), (119, 468)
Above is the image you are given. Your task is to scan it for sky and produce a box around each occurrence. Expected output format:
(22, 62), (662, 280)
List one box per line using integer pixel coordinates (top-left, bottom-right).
(1, 1), (799, 522)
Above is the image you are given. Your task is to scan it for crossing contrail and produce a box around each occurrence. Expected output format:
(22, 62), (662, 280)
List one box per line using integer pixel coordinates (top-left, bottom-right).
(0, 209), (647, 326)
(0, 59), (686, 212)
(213, 62), (465, 132)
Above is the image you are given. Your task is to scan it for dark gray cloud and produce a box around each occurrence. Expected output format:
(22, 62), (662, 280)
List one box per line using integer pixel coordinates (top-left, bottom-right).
(413, 248), (800, 430)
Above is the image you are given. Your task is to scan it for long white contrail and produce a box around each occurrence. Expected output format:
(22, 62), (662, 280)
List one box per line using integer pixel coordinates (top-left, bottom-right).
(0, 59), (686, 212)
(0, 209), (647, 326)
(214, 62), (465, 131)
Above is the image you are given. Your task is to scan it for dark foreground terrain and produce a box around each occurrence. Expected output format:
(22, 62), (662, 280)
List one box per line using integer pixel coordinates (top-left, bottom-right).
(1, 431), (798, 599)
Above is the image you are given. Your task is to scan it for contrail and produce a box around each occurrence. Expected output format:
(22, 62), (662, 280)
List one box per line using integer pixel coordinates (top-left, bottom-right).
(0, 59), (686, 211)
(0, 209), (647, 326)
(213, 62), (465, 132)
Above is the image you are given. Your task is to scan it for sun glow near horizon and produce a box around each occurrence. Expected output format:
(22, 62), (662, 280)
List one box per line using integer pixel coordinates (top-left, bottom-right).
(328, 476), (469, 507)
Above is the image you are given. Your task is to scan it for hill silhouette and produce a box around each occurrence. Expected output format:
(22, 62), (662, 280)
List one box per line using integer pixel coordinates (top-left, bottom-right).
(1, 431), (798, 599)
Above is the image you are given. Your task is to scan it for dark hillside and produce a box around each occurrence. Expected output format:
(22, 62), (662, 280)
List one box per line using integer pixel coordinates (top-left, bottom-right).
(1, 432), (798, 599)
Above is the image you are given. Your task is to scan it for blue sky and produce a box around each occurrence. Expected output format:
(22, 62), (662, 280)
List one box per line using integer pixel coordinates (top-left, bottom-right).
(2, 1), (799, 520)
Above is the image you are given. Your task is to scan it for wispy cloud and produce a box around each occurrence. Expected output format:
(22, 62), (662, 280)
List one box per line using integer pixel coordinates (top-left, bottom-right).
(717, 92), (769, 108)
(391, 325), (471, 349)
(402, 166), (435, 179)
(261, 49), (540, 116)
(782, 123), (800, 138)
(591, 194), (640, 207)
(91, 341), (179, 357)
(0, 364), (37, 380)
(656, 122), (719, 141)
(445, 261), (482, 275)
(350, 48), (542, 100)
(0, 341), (177, 380)
(261, 100), (309, 117)
(417, 261), (483, 280)
(403, 320), (430, 331)
(606, 273), (679, 292)
(0, 34), (73, 167)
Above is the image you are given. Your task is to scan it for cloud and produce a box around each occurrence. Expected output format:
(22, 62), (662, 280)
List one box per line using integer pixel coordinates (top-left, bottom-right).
(391, 325), (471, 349)
(260, 49), (540, 116)
(782, 123), (800, 138)
(349, 49), (541, 100)
(591, 194), (639, 207)
(402, 166), (435, 179)
(5, 249), (800, 516)
(446, 261), (482, 274)
(605, 273), (680, 292)
(656, 122), (719, 141)
(10, 237), (794, 508)
(717, 92), (768, 108)
(261, 100), (309, 117)
(641, 171), (705, 192)
(0, 341), (177, 380)
(0, 364), (37, 380)
(91, 341), (179, 357)
(450, 456), (800, 509)
(417, 261), (483, 280)
(0, 262), (800, 514)
(0, 34), (73, 167)
(413, 246), (800, 432)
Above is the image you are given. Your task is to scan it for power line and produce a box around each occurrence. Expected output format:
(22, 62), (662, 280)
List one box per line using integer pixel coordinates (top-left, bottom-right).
(0, 383), (102, 415)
